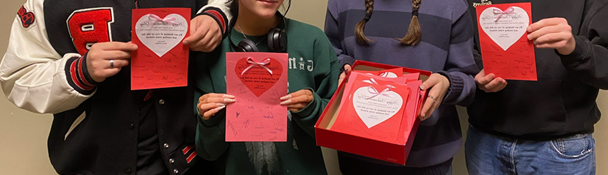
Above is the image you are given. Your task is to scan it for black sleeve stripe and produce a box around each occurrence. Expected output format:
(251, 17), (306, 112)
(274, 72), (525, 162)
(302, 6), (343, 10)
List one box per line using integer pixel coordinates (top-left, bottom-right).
(79, 53), (100, 86)
(65, 56), (95, 95)
(200, 7), (229, 37)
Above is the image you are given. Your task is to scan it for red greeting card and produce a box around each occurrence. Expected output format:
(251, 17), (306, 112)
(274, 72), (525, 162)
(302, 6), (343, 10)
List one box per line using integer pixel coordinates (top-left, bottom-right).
(332, 73), (411, 143)
(396, 79), (421, 144)
(341, 70), (408, 104)
(131, 8), (190, 90)
(225, 52), (289, 142)
(476, 3), (537, 81)
(402, 72), (421, 82)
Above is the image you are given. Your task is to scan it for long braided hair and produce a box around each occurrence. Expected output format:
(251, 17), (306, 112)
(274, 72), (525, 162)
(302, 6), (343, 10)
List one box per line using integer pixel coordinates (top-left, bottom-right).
(354, 0), (374, 44)
(355, 0), (422, 45)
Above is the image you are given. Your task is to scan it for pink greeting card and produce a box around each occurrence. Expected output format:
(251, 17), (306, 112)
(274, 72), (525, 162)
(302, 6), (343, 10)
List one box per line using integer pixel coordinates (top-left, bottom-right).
(225, 52), (289, 142)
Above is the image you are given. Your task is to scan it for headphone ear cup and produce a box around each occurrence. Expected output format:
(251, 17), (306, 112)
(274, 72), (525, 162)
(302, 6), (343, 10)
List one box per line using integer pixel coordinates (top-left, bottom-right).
(237, 38), (259, 52)
(267, 28), (286, 52)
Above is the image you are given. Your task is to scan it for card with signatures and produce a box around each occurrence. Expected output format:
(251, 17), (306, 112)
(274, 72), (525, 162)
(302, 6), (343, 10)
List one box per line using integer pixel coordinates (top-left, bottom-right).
(225, 52), (289, 142)
(131, 8), (190, 90)
(476, 2), (537, 81)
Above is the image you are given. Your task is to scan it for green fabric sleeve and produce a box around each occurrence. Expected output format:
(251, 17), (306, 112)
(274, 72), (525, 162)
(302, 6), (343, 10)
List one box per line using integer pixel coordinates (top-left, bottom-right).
(291, 34), (340, 137)
(195, 109), (229, 161)
(193, 63), (230, 161)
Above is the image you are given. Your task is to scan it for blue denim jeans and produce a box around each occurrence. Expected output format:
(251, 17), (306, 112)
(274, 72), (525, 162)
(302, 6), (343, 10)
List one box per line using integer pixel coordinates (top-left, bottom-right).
(465, 126), (596, 175)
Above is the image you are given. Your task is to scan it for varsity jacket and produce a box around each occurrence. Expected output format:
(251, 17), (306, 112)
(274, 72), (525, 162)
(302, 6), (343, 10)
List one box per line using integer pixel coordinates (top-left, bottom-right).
(0, 0), (231, 174)
(467, 0), (608, 139)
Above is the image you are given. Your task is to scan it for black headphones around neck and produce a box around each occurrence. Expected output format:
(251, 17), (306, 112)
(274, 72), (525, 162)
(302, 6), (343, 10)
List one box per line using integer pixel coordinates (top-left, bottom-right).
(229, 13), (287, 52)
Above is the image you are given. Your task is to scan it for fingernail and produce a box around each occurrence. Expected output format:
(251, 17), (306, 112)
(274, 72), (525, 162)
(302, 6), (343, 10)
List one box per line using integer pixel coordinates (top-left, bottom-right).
(215, 105), (226, 111)
(280, 95), (291, 100)
(419, 85), (425, 90)
(280, 99), (291, 105)
(216, 103), (226, 107)
(224, 94), (235, 98)
(132, 44), (138, 49)
(224, 98), (236, 103)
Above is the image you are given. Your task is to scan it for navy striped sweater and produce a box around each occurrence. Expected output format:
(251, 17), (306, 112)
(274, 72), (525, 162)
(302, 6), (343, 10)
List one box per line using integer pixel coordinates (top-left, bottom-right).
(325, 0), (478, 168)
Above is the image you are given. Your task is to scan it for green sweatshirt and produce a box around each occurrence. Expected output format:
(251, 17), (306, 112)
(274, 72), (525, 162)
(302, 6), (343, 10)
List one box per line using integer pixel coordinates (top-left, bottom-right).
(193, 18), (339, 175)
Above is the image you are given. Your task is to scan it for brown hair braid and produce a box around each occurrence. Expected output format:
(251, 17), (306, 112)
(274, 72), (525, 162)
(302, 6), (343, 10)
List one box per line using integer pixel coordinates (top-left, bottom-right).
(397, 0), (422, 45)
(355, 0), (374, 44)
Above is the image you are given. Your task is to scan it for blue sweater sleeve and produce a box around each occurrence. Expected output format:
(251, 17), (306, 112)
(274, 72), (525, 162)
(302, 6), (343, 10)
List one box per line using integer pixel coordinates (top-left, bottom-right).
(439, 6), (479, 106)
(325, 0), (356, 70)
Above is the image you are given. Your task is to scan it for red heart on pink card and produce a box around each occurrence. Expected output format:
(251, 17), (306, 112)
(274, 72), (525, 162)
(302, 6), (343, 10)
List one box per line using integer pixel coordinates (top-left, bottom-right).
(235, 57), (284, 97)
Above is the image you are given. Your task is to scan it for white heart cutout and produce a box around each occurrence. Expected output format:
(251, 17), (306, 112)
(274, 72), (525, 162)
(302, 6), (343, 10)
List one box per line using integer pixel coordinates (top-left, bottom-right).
(479, 7), (529, 51)
(352, 87), (403, 128)
(135, 14), (188, 57)
(364, 72), (398, 78)
(379, 72), (398, 78)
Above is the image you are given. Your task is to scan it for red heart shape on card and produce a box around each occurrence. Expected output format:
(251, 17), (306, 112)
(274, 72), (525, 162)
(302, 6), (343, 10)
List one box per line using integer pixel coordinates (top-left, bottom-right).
(235, 57), (283, 97)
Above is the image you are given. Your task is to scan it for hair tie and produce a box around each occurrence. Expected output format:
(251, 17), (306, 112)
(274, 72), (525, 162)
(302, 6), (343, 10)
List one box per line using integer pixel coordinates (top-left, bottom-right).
(364, 12), (372, 22)
(412, 10), (419, 16)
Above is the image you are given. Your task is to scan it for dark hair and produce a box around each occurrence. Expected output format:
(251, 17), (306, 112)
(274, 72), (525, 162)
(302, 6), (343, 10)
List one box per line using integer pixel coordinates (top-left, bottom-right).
(355, 0), (422, 45)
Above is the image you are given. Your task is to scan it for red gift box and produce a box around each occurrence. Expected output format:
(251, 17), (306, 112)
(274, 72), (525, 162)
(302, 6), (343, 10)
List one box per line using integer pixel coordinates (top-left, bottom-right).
(315, 60), (430, 165)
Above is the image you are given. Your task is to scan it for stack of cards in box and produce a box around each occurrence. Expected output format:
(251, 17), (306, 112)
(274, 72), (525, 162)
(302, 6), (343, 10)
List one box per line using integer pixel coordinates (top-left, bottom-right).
(331, 68), (423, 147)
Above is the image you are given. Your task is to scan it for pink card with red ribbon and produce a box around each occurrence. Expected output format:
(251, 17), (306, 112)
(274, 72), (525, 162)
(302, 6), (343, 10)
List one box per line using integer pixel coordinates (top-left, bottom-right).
(331, 73), (410, 144)
(225, 52), (289, 142)
(131, 8), (190, 90)
(476, 3), (537, 81)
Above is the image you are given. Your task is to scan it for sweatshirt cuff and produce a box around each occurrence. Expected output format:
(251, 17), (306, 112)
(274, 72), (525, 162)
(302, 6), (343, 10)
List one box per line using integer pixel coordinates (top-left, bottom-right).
(436, 71), (464, 103)
(292, 88), (320, 118)
(198, 7), (229, 39)
(338, 55), (356, 72)
(199, 109), (225, 127)
(559, 36), (590, 68)
(64, 55), (97, 95)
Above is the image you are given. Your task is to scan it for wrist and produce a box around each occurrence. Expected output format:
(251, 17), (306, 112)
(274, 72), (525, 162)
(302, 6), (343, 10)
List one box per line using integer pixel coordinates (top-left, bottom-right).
(200, 7), (228, 38)
(557, 37), (576, 55)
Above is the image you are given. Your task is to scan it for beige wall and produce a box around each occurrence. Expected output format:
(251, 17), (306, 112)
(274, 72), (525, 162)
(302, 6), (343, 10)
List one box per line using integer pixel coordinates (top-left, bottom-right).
(0, 0), (56, 174)
(0, 0), (606, 174)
